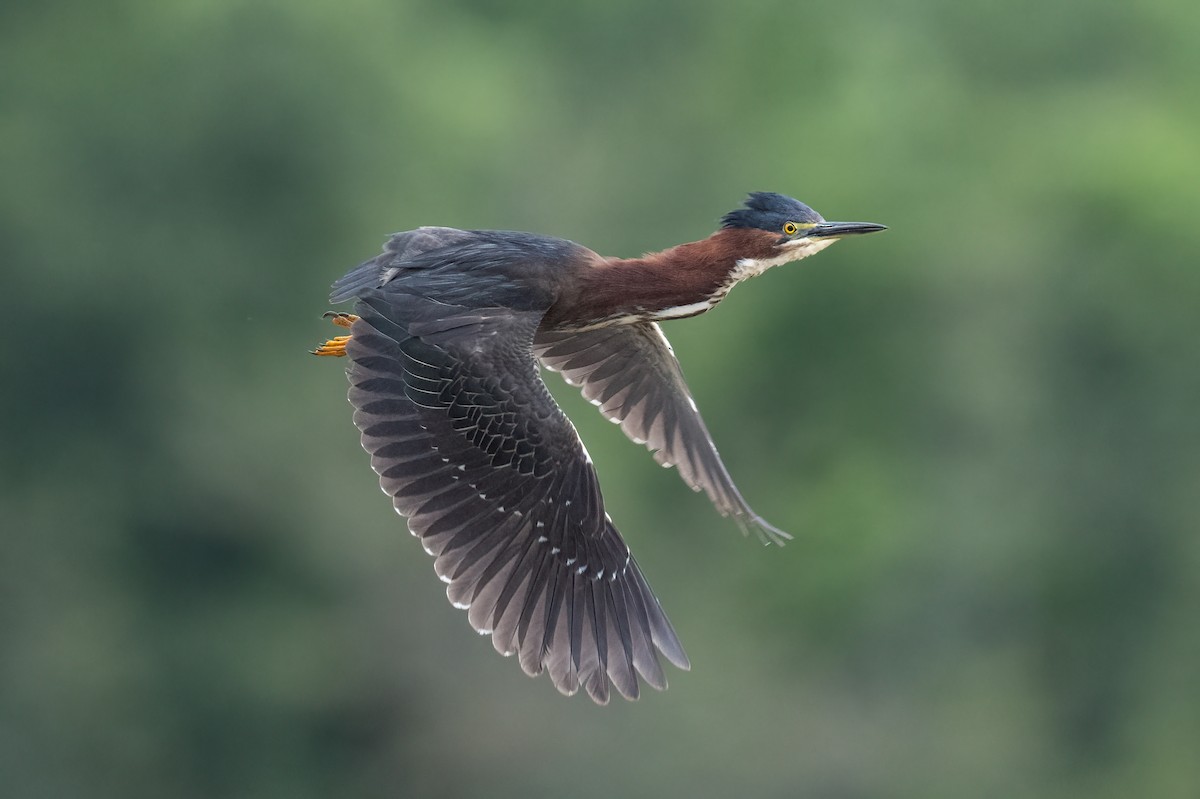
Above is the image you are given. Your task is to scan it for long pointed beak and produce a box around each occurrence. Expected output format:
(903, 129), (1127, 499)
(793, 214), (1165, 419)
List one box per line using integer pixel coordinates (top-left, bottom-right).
(808, 221), (888, 238)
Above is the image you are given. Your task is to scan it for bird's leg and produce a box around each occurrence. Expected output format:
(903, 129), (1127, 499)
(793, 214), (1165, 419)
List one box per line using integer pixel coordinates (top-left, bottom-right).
(311, 312), (359, 356)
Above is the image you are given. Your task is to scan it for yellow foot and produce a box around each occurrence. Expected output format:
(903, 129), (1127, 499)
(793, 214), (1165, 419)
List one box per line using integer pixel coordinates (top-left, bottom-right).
(311, 335), (350, 356)
(311, 313), (360, 356)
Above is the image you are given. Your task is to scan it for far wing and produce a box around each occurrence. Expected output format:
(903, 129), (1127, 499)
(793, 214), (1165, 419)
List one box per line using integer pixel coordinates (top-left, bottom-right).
(345, 291), (689, 703)
(534, 323), (788, 544)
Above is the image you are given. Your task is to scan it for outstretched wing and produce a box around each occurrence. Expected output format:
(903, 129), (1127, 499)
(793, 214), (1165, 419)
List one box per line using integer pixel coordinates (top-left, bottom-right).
(344, 290), (689, 703)
(533, 322), (789, 545)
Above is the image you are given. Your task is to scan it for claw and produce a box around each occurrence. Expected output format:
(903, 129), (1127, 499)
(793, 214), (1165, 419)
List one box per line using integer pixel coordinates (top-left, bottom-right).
(322, 312), (358, 329)
(311, 313), (359, 356)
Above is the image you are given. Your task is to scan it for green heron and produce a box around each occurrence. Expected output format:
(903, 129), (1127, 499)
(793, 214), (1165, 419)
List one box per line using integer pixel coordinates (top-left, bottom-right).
(314, 192), (885, 703)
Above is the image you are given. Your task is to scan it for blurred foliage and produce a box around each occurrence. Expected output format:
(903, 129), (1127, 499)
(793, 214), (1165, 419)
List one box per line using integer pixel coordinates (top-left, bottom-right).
(2, 0), (1199, 797)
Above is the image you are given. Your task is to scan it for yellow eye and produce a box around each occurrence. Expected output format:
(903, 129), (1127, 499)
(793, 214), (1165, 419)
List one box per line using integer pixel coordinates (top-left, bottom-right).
(783, 222), (798, 235)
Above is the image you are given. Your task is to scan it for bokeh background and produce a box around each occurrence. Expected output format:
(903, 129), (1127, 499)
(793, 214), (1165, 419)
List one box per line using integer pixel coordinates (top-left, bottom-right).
(3, 1), (1198, 796)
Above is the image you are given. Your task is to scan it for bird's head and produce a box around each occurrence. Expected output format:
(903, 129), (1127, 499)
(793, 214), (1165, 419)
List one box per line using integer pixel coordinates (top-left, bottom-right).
(719, 192), (886, 276)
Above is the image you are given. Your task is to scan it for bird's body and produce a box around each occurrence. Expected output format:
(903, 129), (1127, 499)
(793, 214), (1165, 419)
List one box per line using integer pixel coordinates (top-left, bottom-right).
(315, 193), (884, 703)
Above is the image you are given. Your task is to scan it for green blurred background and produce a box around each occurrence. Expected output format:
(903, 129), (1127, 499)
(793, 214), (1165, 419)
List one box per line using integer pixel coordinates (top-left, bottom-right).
(3, 0), (1198, 796)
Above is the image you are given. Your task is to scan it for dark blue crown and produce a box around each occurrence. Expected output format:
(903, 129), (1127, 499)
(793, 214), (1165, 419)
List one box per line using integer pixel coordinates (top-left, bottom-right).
(720, 192), (823, 231)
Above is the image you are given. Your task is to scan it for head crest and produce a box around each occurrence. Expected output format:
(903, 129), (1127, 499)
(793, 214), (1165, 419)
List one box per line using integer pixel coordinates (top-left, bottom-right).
(720, 192), (823, 231)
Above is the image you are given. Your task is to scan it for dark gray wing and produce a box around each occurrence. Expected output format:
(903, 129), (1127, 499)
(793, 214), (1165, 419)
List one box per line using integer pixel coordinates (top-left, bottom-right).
(344, 291), (689, 703)
(533, 322), (789, 545)
(330, 227), (476, 303)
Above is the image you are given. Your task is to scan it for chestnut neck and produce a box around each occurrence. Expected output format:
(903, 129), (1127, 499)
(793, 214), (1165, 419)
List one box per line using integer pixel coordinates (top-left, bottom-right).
(549, 228), (778, 329)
